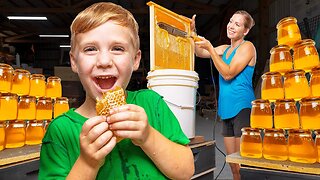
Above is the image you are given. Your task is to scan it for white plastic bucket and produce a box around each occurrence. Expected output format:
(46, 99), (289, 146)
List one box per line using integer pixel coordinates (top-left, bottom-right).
(147, 69), (199, 138)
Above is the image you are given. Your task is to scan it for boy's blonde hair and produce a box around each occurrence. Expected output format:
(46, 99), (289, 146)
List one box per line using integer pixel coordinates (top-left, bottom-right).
(70, 2), (140, 51)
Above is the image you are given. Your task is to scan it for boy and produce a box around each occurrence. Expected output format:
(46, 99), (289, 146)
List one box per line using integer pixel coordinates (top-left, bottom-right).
(39, 2), (194, 180)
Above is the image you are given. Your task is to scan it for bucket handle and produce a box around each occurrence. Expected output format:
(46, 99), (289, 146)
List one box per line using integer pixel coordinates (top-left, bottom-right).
(164, 99), (195, 110)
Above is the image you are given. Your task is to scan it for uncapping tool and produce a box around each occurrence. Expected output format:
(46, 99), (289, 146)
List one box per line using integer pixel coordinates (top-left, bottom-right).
(157, 22), (202, 42)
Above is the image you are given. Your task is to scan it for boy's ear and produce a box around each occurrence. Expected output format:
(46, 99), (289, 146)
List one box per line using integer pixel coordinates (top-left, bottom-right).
(133, 50), (141, 71)
(69, 51), (78, 73)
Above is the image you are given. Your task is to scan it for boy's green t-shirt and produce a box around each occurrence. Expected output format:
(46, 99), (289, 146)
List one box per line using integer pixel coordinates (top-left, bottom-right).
(39, 89), (190, 179)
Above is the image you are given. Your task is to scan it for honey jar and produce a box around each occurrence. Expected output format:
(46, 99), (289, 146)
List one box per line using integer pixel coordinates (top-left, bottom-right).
(284, 69), (310, 101)
(261, 72), (284, 102)
(276, 17), (301, 48)
(0, 93), (18, 121)
(263, 128), (288, 161)
(293, 39), (319, 72)
(310, 66), (320, 97)
(36, 97), (53, 120)
(299, 97), (320, 130)
(274, 99), (300, 129)
(315, 130), (320, 162)
(288, 129), (317, 163)
(269, 45), (293, 74)
(17, 95), (36, 120)
(5, 120), (26, 148)
(240, 127), (262, 158)
(29, 74), (46, 97)
(250, 99), (273, 129)
(0, 63), (14, 93)
(53, 97), (69, 118)
(0, 121), (5, 151)
(11, 69), (31, 96)
(46, 76), (62, 99)
(25, 120), (44, 145)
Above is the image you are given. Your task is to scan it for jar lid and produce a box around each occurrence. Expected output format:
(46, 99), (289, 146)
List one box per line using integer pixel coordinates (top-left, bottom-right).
(47, 76), (61, 81)
(251, 99), (270, 105)
(300, 97), (320, 103)
(311, 65), (320, 73)
(276, 16), (297, 29)
(293, 39), (315, 49)
(289, 128), (311, 134)
(55, 97), (69, 103)
(270, 44), (290, 54)
(264, 128), (284, 133)
(262, 71), (282, 78)
(275, 98), (295, 103)
(284, 69), (305, 77)
(0, 63), (14, 70)
(0, 93), (18, 99)
(241, 127), (260, 132)
(30, 74), (45, 80)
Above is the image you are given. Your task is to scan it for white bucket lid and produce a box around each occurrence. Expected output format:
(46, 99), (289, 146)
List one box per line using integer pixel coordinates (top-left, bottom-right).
(147, 78), (198, 89)
(147, 69), (199, 81)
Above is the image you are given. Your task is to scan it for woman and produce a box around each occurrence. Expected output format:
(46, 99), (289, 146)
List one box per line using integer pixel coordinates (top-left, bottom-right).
(192, 10), (256, 180)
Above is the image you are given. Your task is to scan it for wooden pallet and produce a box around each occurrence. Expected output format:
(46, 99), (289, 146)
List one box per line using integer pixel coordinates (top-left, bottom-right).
(0, 145), (40, 167)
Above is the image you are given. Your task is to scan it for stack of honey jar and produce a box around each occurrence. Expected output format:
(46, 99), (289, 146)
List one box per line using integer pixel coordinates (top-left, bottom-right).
(240, 17), (320, 164)
(0, 63), (70, 151)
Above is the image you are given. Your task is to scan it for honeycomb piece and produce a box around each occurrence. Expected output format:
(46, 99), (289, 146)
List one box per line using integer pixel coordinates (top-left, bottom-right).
(96, 86), (126, 116)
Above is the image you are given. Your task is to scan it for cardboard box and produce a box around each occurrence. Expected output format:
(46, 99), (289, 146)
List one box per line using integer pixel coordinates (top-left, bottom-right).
(54, 66), (79, 81)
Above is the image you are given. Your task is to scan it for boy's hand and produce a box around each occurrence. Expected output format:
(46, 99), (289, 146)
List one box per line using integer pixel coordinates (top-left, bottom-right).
(79, 116), (117, 169)
(107, 104), (150, 146)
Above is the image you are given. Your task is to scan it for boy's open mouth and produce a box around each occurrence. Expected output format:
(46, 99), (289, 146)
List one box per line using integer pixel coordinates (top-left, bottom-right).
(95, 76), (116, 90)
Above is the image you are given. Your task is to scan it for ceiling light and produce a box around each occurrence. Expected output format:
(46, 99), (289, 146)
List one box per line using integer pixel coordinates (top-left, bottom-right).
(60, 45), (70, 48)
(39, 35), (69, 38)
(7, 16), (47, 20)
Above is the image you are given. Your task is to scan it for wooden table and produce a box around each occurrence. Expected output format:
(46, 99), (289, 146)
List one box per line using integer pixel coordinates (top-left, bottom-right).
(0, 145), (40, 180)
(227, 152), (320, 179)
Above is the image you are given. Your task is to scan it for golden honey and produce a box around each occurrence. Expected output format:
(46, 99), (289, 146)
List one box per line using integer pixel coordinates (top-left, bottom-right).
(54, 97), (69, 118)
(310, 66), (320, 97)
(276, 17), (301, 48)
(284, 69), (310, 100)
(0, 63), (14, 93)
(46, 76), (62, 99)
(261, 72), (284, 101)
(269, 45), (293, 74)
(315, 130), (320, 162)
(17, 95), (36, 120)
(5, 120), (26, 148)
(293, 39), (319, 72)
(11, 69), (31, 96)
(0, 93), (18, 121)
(36, 97), (53, 120)
(0, 122), (5, 151)
(29, 74), (46, 97)
(263, 128), (288, 161)
(25, 120), (44, 145)
(240, 127), (262, 158)
(288, 129), (317, 163)
(299, 97), (320, 130)
(274, 99), (300, 129)
(250, 99), (273, 128)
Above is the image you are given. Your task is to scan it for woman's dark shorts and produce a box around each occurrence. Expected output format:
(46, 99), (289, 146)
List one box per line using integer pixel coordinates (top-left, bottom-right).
(221, 108), (251, 137)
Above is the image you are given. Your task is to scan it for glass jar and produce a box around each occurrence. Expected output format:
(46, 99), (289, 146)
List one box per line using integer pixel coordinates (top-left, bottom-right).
(274, 99), (300, 129)
(54, 97), (69, 118)
(240, 127), (262, 158)
(276, 17), (301, 48)
(261, 72), (284, 102)
(269, 44), (293, 74)
(284, 69), (310, 101)
(315, 130), (320, 163)
(5, 120), (26, 148)
(0, 121), (5, 151)
(310, 66), (320, 97)
(0, 93), (18, 121)
(288, 129), (317, 163)
(36, 97), (53, 120)
(250, 99), (273, 129)
(46, 76), (62, 99)
(17, 95), (36, 120)
(299, 97), (320, 130)
(25, 120), (44, 145)
(293, 39), (319, 72)
(29, 74), (46, 98)
(11, 69), (31, 96)
(0, 63), (14, 93)
(263, 128), (288, 161)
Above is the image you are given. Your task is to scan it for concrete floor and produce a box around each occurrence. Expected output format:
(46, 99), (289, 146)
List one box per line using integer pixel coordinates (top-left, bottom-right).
(195, 109), (233, 180)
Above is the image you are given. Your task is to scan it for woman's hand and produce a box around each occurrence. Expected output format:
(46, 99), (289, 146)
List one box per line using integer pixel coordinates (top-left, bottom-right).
(107, 104), (151, 146)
